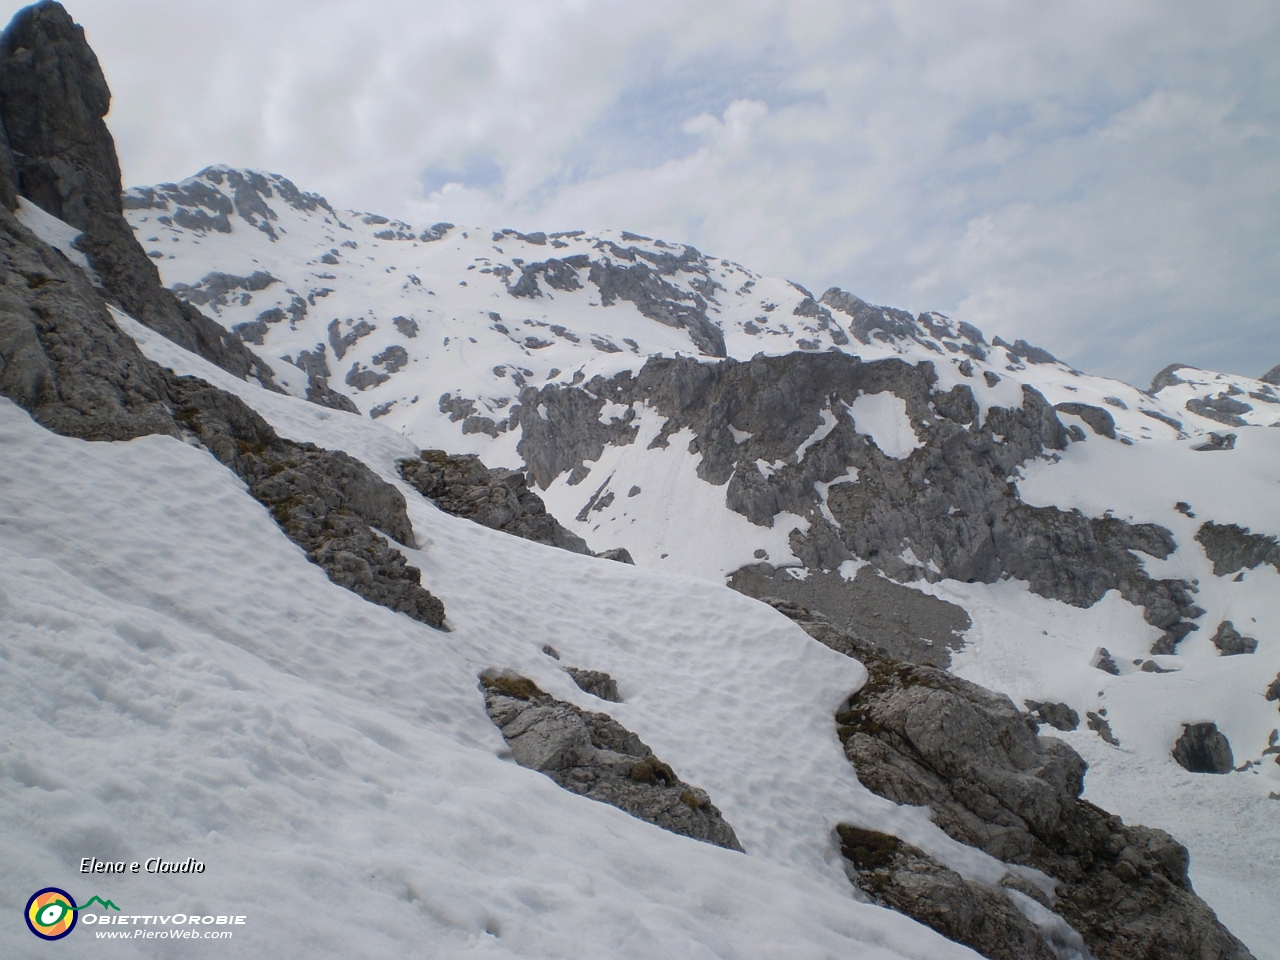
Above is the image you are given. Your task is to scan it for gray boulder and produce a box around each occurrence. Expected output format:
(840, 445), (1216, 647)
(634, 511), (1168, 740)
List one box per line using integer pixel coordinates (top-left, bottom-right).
(1210, 621), (1257, 656)
(1025, 700), (1080, 732)
(1093, 647), (1121, 675)
(593, 547), (635, 564)
(1172, 723), (1234, 774)
(1053, 402), (1116, 439)
(1192, 431), (1237, 451)
(480, 675), (741, 851)
(566, 668), (621, 702)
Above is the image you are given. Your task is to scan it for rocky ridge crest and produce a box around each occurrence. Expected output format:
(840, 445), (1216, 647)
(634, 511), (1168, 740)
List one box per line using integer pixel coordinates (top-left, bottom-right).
(771, 598), (1254, 960)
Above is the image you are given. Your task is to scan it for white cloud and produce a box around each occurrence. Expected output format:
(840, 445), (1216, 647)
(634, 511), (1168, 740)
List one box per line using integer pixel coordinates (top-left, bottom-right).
(4, 0), (1277, 385)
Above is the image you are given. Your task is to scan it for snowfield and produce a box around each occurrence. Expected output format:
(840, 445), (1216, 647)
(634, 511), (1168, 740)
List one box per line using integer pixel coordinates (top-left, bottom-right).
(1, 392), (988, 959)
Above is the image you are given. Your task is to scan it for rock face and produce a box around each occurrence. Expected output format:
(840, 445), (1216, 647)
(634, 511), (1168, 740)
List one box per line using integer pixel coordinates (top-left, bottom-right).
(480, 674), (741, 851)
(1150, 363), (1189, 392)
(1172, 723), (1235, 775)
(0, 201), (177, 440)
(1192, 431), (1237, 452)
(500, 240), (728, 357)
(0, 2), (279, 390)
(92, 366), (444, 628)
(583, 244), (727, 358)
(400, 450), (591, 555)
(767, 598), (1253, 960)
(1086, 711), (1120, 746)
(834, 825), (1059, 960)
(1092, 647), (1121, 675)
(820, 289), (978, 355)
(399, 449), (635, 564)
(1186, 395), (1251, 427)
(516, 353), (1203, 654)
(593, 546), (636, 564)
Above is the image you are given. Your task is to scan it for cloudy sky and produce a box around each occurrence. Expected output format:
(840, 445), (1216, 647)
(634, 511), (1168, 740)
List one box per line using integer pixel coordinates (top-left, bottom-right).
(9, 0), (1277, 386)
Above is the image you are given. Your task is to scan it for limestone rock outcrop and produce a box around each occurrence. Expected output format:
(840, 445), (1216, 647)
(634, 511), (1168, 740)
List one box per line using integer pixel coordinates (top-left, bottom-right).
(400, 448), (633, 564)
(400, 449), (591, 554)
(169, 377), (444, 628)
(481, 674), (741, 851)
(0, 199), (177, 440)
(1210, 621), (1257, 656)
(767, 598), (1253, 960)
(835, 825), (1059, 960)
(1024, 700), (1080, 732)
(1196, 521), (1280, 576)
(566, 668), (621, 702)
(0, 1), (279, 389)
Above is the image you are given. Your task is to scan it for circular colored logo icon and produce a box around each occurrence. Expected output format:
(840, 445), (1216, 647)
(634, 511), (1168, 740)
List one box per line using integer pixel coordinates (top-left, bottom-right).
(26, 888), (78, 940)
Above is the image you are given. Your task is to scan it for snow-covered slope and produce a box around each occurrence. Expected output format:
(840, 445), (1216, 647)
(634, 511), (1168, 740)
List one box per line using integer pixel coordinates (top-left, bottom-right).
(993, 355), (1280, 953)
(1005, 425), (1280, 942)
(114, 166), (1280, 957)
(1150, 363), (1280, 430)
(1, 384), (993, 960)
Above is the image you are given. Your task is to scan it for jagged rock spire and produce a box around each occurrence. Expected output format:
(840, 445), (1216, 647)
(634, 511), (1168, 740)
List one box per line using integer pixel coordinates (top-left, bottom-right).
(0, 0), (279, 387)
(0, 1), (119, 224)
